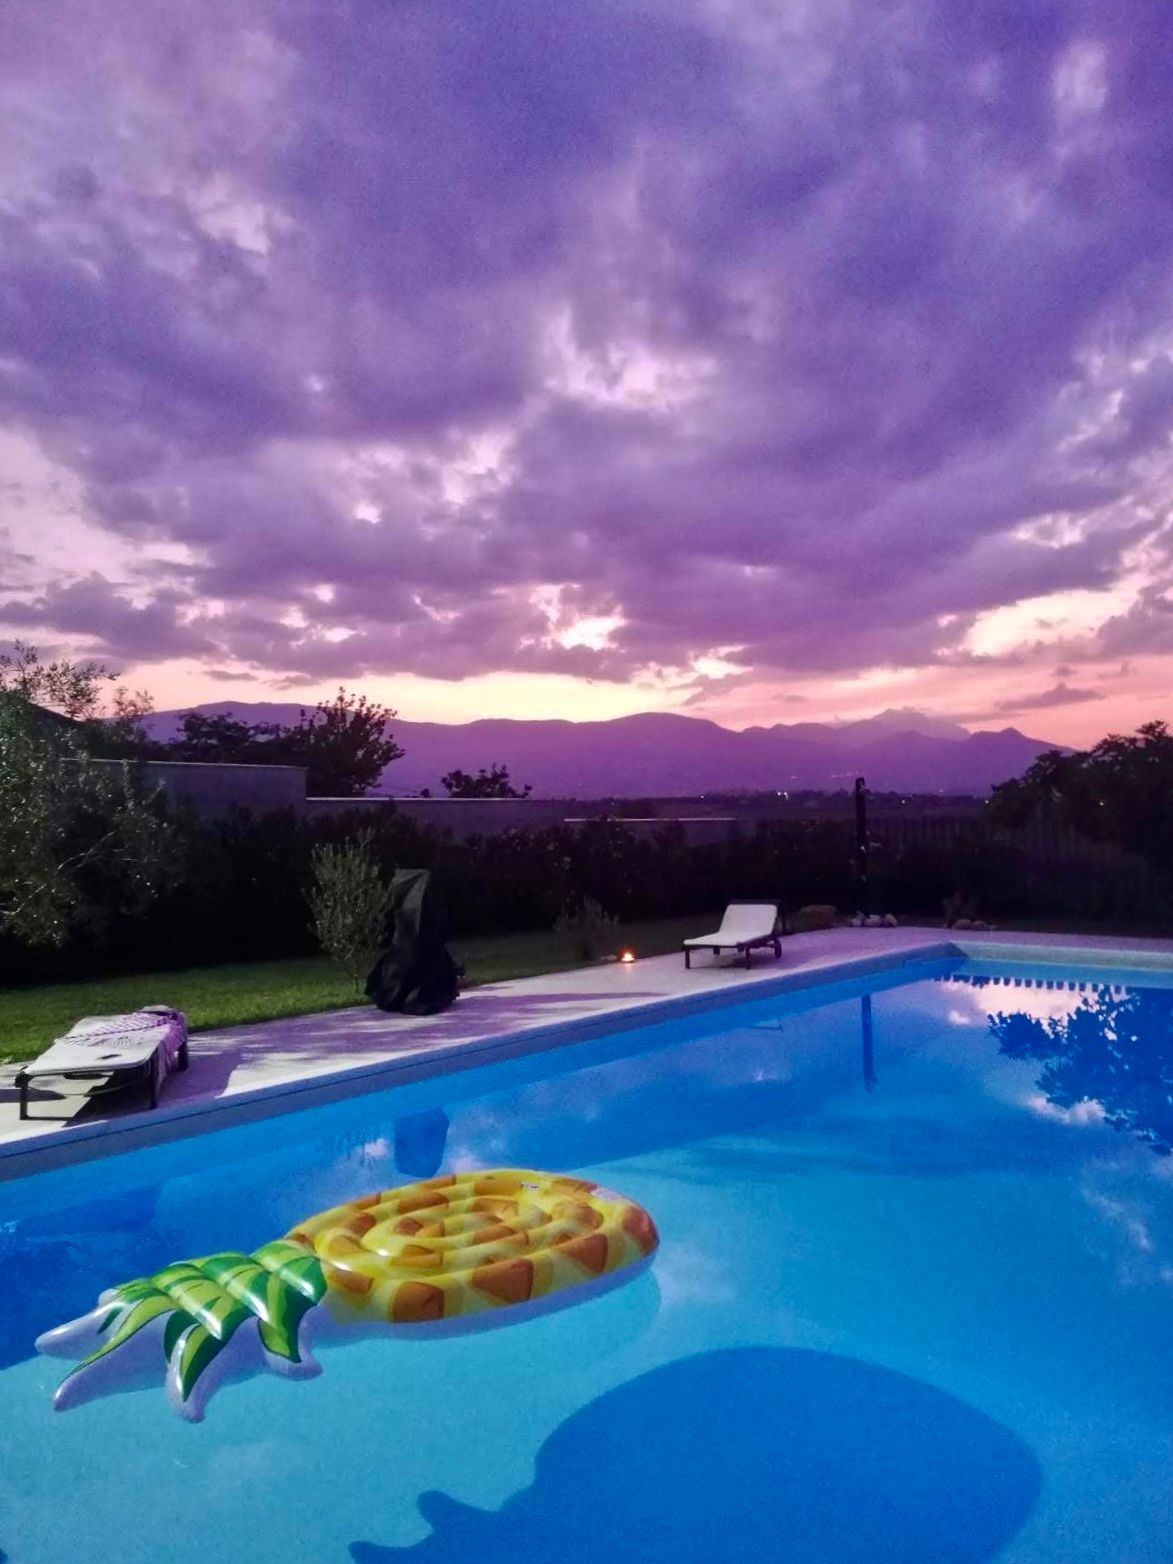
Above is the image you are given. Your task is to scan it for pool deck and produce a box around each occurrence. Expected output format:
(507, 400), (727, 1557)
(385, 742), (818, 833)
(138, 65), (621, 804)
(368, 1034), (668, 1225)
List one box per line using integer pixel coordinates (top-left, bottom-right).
(3, 924), (1172, 1177)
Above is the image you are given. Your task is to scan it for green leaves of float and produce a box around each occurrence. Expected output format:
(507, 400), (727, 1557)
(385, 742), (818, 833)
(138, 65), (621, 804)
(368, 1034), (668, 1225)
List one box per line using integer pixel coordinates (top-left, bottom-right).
(63, 1240), (327, 1409)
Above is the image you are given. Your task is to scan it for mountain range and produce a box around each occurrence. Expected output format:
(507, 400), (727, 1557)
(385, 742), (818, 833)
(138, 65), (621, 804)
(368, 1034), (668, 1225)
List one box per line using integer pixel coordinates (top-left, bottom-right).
(147, 703), (1060, 797)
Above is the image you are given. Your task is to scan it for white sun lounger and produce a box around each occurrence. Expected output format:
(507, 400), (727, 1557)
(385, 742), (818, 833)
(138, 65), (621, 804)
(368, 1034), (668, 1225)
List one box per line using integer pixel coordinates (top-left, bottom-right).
(683, 903), (782, 969)
(15, 1007), (189, 1120)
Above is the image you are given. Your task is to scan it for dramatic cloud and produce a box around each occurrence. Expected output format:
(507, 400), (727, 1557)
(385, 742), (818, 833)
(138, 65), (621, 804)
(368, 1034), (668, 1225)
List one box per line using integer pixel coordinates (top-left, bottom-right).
(1092, 582), (1173, 657)
(0, 575), (213, 663)
(3, 0), (1173, 737)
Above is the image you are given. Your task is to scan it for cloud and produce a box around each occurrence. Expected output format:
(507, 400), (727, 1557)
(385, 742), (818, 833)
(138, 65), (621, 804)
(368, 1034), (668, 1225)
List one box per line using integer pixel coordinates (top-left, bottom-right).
(1091, 584), (1173, 659)
(0, 526), (35, 588)
(0, 574), (213, 663)
(995, 681), (1107, 713)
(3, 0), (1173, 705)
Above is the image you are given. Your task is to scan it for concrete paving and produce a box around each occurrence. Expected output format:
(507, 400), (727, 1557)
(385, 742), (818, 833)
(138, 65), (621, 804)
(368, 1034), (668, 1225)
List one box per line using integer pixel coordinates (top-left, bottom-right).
(3, 924), (1171, 1175)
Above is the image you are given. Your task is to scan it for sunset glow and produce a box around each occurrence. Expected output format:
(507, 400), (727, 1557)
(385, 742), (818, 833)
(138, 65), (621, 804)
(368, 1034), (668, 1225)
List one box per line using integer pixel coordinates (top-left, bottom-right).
(3, 1), (1172, 749)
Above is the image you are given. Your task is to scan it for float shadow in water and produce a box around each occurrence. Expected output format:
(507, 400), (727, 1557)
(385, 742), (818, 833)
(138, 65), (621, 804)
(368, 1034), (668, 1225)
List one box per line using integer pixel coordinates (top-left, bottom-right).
(351, 1345), (1041, 1564)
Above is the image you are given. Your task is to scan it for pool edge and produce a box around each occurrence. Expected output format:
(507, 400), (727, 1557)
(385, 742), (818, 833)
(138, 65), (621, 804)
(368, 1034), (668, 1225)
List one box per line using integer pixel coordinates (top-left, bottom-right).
(2, 942), (956, 1179)
(5, 929), (1173, 1180)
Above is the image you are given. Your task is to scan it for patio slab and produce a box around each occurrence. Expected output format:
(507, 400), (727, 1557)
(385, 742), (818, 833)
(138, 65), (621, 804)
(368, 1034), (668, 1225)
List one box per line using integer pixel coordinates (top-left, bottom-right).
(2, 924), (1171, 1177)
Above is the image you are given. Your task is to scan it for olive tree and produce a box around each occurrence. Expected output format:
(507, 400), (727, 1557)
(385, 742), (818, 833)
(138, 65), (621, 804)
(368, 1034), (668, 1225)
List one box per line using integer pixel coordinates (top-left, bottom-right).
(306, 831), (391, 990)
(0, 644), (172, 947)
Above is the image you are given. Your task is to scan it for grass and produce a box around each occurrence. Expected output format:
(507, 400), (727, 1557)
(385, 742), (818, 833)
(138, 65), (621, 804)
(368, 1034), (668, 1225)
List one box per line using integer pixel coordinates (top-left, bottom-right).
(0, 916), (711, 1064)
(4, 910), (1164, 1065)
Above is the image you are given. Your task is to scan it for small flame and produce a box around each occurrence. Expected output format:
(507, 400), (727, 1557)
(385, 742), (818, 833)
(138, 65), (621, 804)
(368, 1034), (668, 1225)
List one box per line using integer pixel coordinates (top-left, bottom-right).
(620, 949), (636, 964)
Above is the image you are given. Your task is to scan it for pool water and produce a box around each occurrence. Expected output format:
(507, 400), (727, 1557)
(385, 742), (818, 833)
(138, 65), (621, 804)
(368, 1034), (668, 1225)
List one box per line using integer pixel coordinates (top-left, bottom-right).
(2, 956), (1172, 1563)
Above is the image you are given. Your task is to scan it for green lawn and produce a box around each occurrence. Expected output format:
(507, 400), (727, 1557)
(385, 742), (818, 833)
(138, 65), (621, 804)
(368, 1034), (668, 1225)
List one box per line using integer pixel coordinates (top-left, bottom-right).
(5, 910), (1164, 1065)
(0, 916), (711, 1063)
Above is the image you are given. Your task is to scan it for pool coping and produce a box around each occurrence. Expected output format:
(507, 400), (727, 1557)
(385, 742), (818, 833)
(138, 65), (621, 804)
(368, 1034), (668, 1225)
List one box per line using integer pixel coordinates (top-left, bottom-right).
(3, 927), (1172, 1181)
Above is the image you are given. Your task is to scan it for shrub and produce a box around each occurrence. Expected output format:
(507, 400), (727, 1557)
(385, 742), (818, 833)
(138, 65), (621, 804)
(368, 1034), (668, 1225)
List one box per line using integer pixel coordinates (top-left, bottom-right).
(4, 793), (1168, 989)
(306, 831), (390, 990)
(555, 897), (619, 961)
(942, 891), (980, 928)
(0, 692), (172, 949)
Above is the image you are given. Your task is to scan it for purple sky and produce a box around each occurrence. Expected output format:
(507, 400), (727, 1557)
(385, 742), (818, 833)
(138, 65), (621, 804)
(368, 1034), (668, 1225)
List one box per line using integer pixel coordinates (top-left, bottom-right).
(2, 0), (1172, 739)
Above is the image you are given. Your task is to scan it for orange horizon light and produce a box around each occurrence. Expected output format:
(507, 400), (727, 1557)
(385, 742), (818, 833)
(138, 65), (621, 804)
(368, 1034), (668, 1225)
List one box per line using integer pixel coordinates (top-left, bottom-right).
(620, 949), (636, 964)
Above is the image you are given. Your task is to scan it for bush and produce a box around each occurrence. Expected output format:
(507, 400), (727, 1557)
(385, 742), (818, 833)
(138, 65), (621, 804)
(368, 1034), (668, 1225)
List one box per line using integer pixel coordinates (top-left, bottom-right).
(555, 897), (619, 961)
(306, 831), (390, 990)
(0, 697), (172, 948)
(1, 795), (1167, 988)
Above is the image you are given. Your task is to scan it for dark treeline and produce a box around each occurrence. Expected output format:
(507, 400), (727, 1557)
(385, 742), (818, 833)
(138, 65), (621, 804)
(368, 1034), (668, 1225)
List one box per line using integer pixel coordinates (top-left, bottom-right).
(2, 803), (1162, 988)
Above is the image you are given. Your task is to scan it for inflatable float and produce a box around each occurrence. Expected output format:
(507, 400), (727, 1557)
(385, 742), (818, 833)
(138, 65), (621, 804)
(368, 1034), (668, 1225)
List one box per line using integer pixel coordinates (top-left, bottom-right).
(37, 1169), (658, 1420)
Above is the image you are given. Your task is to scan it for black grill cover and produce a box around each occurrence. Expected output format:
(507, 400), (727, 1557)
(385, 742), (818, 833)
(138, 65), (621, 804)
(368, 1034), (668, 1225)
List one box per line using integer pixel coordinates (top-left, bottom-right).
(365, 868), (462, 1015)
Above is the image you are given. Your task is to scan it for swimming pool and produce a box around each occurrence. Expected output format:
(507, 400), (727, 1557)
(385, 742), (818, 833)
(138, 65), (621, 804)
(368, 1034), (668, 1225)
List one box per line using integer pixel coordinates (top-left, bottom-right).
(2, 952), (1171, 1563)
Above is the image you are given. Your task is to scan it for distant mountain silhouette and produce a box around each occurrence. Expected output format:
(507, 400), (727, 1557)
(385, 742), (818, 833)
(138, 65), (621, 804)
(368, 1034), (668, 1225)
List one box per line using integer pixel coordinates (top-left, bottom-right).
(146, 704), (1060, 797)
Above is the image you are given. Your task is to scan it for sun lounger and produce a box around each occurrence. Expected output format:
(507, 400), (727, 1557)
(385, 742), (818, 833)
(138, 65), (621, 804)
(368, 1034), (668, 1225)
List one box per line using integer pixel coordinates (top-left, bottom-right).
(15, 1006), (189, 1120)
(683, 903), (782, 969)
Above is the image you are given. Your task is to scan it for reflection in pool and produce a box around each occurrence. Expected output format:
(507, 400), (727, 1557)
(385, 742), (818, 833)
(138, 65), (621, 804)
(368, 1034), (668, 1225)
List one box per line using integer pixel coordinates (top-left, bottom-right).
(987, 982), (1173, 1156)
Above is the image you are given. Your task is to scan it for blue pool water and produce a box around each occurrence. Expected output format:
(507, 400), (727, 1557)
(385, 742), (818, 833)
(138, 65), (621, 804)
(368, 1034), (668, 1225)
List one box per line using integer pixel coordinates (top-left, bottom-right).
(2, 955), (1172, 1563)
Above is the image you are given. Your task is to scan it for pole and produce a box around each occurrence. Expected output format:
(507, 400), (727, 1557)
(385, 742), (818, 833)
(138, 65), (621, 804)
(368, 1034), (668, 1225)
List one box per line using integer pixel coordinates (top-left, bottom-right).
(853, 775), (869, 915)
(861, 994), (878, 1093)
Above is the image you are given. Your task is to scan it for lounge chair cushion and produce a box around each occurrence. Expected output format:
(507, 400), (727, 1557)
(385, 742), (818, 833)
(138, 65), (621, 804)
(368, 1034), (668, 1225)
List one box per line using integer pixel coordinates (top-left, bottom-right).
(683, 904), (780, 949)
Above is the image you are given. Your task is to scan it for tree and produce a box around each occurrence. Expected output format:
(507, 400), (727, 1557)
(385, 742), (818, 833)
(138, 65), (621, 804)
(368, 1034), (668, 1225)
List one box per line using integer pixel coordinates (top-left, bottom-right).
(157, 690), (404, 796)
(168, 710), (258, 762)
(441, 763), (532, 799)
(264, 690), (404, 797)
(988, 721), (1173, 882)
(0, 648), (172, 947)
(306, 831), (390, 989)
(989, 985), (1173, 1156)
(89, 687), (157, 758)
(0, 639), (114, 719)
